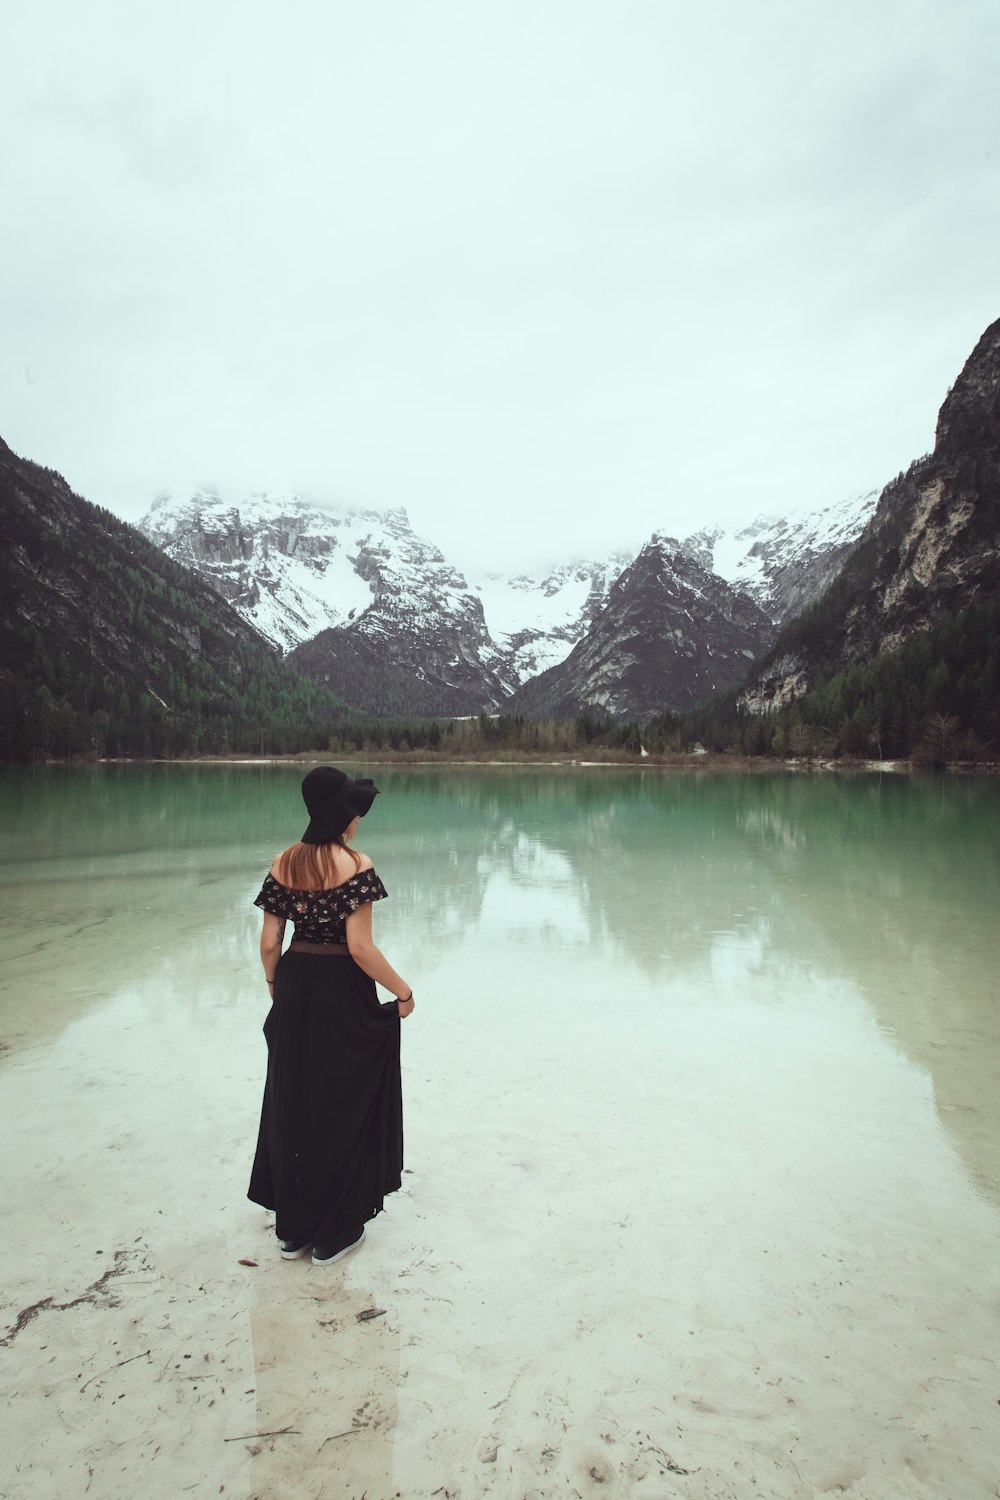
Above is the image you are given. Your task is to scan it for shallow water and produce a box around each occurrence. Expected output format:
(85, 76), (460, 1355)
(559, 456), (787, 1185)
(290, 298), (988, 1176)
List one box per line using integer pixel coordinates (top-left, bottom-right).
(2, 764), (999, 1499)
(2, 764), (997, 1208)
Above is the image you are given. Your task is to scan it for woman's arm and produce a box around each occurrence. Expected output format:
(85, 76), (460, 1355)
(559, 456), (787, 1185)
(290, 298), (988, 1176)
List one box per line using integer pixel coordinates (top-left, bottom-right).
(260, 912), (285, 997)
(345, 902), (415, 1017)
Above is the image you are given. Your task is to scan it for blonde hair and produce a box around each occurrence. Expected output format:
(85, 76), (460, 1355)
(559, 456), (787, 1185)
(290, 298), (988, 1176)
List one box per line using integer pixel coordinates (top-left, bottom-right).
(274, 836), (361, 890)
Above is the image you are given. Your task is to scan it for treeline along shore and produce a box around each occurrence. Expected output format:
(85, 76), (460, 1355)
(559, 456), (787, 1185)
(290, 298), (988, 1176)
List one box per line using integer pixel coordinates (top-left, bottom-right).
(4, 593), (998, 772)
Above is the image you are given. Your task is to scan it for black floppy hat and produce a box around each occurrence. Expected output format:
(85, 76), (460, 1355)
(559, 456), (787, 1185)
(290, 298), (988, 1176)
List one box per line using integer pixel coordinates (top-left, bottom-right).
(300, 766), (379, 844)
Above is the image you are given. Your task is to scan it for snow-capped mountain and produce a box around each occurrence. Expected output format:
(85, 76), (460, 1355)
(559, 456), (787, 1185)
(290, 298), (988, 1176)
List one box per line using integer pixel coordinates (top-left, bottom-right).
(139, 491), (628, 711)
(683, 491), (879, 625)
(140, 490), (515, 714)
(473, 557), (631, 681)
(507, 534), (777, 719)
(142, 490), (410, 651)
(139, 483), (878, 719)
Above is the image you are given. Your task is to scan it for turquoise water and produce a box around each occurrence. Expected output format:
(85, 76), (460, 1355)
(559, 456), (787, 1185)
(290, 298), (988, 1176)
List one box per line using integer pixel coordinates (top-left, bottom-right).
(1, 762), (1000, 1206)
(1, 764), (998, 1204)
(2, 764), (999, 1499)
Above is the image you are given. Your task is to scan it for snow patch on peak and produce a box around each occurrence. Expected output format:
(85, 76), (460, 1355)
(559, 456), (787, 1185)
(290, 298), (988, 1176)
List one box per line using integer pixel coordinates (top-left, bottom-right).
(472, 554), (630, 680)
(683, 490), (878, 624)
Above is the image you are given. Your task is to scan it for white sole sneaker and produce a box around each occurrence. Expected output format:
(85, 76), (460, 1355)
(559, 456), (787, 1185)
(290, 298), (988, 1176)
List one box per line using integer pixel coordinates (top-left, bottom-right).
(312, 1227), (366, 1265)
(279, 1241), (312, 1260)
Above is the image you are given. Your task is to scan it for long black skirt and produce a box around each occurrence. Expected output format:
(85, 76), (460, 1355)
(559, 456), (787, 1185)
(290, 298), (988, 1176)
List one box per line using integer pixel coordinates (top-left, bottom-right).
(248, 950), (403, 1246)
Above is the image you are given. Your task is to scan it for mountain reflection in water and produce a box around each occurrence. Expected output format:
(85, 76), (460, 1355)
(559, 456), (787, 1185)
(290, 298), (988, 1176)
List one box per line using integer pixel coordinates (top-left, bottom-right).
(1, 764), (997, 1209)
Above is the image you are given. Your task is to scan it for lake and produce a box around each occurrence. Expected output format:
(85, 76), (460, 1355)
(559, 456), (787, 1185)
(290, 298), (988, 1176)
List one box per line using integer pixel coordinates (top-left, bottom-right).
(2, 764), (999, 1500)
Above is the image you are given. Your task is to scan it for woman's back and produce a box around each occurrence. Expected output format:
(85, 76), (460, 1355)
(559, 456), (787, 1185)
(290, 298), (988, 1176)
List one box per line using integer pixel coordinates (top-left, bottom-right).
(271, 840), (372, 891)
(259, 846), (385, 947)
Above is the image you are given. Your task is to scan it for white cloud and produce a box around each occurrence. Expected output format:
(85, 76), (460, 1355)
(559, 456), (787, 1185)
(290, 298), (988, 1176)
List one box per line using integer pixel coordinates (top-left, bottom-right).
(2, 0), (998, 573)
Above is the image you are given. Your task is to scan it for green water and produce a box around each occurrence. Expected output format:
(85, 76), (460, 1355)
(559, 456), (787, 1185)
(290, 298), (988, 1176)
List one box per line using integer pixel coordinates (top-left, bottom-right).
(3, 763), (1000, 1498)
(1, 763), (998, 1203)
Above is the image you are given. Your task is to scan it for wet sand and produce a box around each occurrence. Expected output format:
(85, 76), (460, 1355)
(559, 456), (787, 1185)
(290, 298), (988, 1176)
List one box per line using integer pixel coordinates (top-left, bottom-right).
(2, 768), (999, 1499)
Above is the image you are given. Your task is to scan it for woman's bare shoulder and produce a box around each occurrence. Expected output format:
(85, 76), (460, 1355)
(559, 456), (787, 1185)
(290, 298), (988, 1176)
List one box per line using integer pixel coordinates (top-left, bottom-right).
(353, 850), (375, 873)
(269, 845), (303, 880)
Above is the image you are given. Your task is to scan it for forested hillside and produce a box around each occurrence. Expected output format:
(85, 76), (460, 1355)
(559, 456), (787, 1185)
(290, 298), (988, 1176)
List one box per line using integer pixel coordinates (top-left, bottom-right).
(1, 438), (351, 760)
(286, 628), (492, 717)
(648, 598), (1000, 764)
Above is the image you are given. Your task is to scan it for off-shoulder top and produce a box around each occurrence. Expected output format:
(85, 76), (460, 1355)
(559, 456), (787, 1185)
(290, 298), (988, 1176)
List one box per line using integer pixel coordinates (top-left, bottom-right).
(253, 867), (388, 945)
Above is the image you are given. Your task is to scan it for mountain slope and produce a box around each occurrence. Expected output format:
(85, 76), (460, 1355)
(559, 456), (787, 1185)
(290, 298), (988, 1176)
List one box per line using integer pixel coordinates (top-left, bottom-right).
(286, 626), (497, 718)
(141, 489), (378, 651)
(142, 491), (515, 714)
(0, 438), (348, 759)
(507, 534), (776, 719)
(473, 557), (631, 681)
(683, 491), (878, 625)
(742, 317), (1000, 712)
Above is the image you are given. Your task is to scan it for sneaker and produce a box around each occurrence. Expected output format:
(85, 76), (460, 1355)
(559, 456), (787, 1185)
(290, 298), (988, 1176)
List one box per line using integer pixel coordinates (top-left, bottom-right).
(312, 1226), (366, 1265)
(279, 1239), (312, 1260)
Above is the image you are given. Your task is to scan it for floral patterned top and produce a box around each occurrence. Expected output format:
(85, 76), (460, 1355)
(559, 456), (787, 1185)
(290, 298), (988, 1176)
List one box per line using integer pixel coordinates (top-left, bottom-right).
(253, 868), (388, 944)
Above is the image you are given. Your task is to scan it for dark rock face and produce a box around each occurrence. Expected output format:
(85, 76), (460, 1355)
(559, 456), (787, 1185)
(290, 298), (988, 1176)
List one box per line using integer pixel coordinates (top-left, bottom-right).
(287, 628), (490, 718)
(742, 318), (1000, 711)
(935, 322), (1000, 456)
(507, 535), (776, 719)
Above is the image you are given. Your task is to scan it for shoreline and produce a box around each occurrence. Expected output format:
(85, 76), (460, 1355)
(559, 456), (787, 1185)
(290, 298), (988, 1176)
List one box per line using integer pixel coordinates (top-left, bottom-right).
(15, 752), (1000, 774)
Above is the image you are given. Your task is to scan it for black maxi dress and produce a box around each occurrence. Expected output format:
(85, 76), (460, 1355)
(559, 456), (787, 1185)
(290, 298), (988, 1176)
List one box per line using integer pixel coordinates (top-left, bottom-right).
(247, 868), (403, 1247)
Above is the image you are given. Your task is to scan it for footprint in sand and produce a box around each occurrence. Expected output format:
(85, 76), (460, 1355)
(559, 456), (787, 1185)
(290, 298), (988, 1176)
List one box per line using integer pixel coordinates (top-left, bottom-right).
(576, 1447), (617, 1490)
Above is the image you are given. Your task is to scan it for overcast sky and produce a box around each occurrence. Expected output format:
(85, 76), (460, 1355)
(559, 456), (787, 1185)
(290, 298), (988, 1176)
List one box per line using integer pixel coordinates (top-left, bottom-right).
(3, 0), (998, 573)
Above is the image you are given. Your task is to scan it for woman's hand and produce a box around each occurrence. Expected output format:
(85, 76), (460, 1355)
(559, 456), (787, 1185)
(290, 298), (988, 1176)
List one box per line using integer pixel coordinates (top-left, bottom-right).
(397, 993), (415, 1019)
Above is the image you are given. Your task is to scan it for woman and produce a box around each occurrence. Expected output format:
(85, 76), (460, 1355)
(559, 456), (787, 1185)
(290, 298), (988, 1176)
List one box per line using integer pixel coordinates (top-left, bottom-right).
(248, 766), (414, 1266)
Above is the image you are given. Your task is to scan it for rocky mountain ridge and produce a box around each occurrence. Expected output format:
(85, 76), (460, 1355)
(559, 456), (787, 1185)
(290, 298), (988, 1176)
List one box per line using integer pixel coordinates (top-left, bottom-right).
(9, 310), (995, 753)
(141, 486), (876, 718)
(507, 533), (777, 719)
(472, 556), (633, 682)
(742, 318), (1000, 713)
(143, 489), (520, 715)
(682, 490), (878, 625)
(142, 490), (633, 714)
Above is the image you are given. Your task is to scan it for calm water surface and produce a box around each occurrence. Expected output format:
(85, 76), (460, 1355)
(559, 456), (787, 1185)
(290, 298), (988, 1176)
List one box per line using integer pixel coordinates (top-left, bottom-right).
(2, 764), (999, 1498)
(2, 763), (997, 1205)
